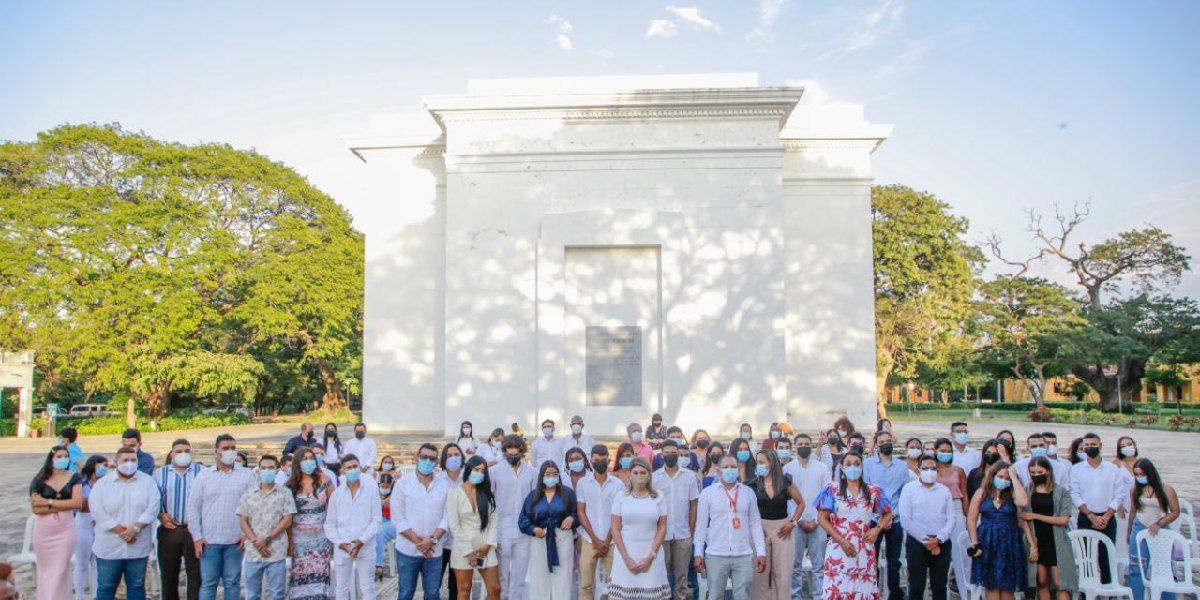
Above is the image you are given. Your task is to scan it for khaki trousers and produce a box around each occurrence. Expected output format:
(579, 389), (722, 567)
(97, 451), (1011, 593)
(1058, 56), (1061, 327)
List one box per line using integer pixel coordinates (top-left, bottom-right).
(752, 518), (796, 600)
(579, 538), (614, 600)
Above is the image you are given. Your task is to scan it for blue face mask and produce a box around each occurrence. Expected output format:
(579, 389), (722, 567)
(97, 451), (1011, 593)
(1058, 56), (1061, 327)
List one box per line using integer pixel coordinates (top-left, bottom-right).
(300, 459), (317, 474)
(937, 452), (954, 463)
(260, 469), (277, 485)
(954, 432), (969, 445)
(316, 455), (325, 466)
(1030, 447), (1048, 458)
(1135, 476), (1149, 485)
(777, 449), (791, 461)
(469, 471), (486, 485)
(721, 467), (739, 484)
(736, 450), (751, 463)
(345, 470), (361, 484)
(543, 476), (559, 488)
(568, 460), (585, 473)
(53, 457), (70, 471)
(417, 458), (436, 476)
(755, 465), (768, 477)
(95, 465), (108, 478)
(843, 465), (863, 481)
(992, 476), (1011, 490)
(446, 456), (463, 472)
(619, 457), (633, 470)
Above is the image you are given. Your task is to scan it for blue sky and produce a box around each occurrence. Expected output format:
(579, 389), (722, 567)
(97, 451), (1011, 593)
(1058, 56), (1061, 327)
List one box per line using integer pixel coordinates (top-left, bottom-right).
(2, 1), (1198, 298)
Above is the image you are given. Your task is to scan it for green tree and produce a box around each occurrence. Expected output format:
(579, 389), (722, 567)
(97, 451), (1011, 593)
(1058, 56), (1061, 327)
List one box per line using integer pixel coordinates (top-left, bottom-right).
(873, 185), (984, 417)
(0, 124), (363, 422)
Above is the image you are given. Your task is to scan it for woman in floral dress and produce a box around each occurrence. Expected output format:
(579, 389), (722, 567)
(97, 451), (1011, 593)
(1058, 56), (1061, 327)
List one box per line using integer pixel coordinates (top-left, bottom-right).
(286, 447), (335, 600)
(814, 452), (894, 600)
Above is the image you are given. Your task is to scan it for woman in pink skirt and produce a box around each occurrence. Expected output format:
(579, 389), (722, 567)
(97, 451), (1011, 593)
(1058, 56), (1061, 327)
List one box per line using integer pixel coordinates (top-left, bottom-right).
(29, 445), (84, 600)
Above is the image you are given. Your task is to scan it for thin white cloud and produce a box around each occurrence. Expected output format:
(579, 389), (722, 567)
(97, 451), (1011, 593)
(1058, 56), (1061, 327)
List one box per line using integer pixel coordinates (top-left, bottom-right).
(645, 19), (679, 39)
(845, 0), (904, 53)
(554, 34), (573, 51)
(665, 6), (723, 32)
(747, 0), (788, 43)
(544, 14), (574, 51)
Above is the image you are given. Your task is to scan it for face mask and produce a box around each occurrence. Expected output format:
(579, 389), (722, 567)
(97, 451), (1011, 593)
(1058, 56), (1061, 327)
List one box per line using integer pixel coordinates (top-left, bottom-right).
(571, 424), (583, 435)
(506, 455), (522, 466)
(382, 463), (394, 471)
(417, 458), (436, 475)
(740, 432), (752, 441)
(568, 459), (585, 473)
(842, 465), (862, 481)
(708, 454), (724, 466)
(954, 432), (969, 445)
(849, 444), (863, 453)
(1136, 476), (1149, 485)
(380, 487), (392, 497)
(1046, 444), (1058, 455)
(1030, 447), (1048, 458)
(355, 430), (365, 440)
(992, 476), (1011, 490)
(117, 461), (138, 476)
(260, 469), (277, 485)
(755, 464), (769, 477)
(345, 470), (361, 484)
(797, 447), (812, 459)
(219, 450), (237, 466)
(919, 468), (938, 484)
(446, 456), (463, 472)
(1120, 446), (1136, 458)
(937, 452), (953, 464)
(619, 457), (633, 470)
(53, 457), (70, 471)
(669, 437), (683, 446)
(661, 454), (679, 467)
(462, 427), (472, 436)
(316, 455), (325, 466)
(1076, 451), (1088, 461)
(325, 428), (336, 438)
(543, 476), (559, 487)
(696, 439), (710, 449)
(592, 460), (608, 473)
(778, 449), (791, 461)
(878, 443), (893, 456)
(736, 450), (751, 462)
(630, 431), (643, 443)
(542, 427), (554, 438)
(631, 473), (650, 488)
(983, 453), (999, 465)
(836, 429), (847, 438)
(173, 452), (193, 468)
(469, 471), (486, 485)
(1031, 474), (1047, 485)
(906, 448), (921, 459)
(721, 468), (739, 483)
(300, 459), (317, 474)
(770, 431), (781, 439)
(95, 465), (108, 478)
(1084, 447), (1100, 459)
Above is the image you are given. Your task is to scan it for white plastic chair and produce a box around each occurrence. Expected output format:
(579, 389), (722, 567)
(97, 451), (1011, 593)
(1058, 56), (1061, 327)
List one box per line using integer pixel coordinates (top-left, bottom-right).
(1069, 529), (1135, 600)
(8, 515), (38, 578)
(1115, 513), (1131, 583)
(1168, 498), (1200, 560)
(1136, 528), (1200, 600)
(956, 530), (983, 600)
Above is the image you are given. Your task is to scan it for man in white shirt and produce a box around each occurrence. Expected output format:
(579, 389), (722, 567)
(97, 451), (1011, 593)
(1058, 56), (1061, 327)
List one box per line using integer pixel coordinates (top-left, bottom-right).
(343, 422), (378, 475)
(1013, 433), (1070, 489)
(899, 455), (956, 600)
(1069, 432), (1125, 583)
(1041, 431), (1074, 477)
(531, 418), (564, 471)
(652, 441), (701, 599)
(187, 433), (257, 600)
(576, 444), (625, 600)
(563, 415), (596, 464)
(693, 455), (767, 600)
(783, 433), (832, 600)
(489, 435), (537, 600)
(326, 454), (382, 600)
(90, 446), (161, 600)
(949, 421), (981, 475)
(392, 443), (449, 600)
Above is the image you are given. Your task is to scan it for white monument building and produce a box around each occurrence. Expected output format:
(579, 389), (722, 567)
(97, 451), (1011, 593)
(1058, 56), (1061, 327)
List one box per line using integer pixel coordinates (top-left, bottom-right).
(347, 73), (890, 436)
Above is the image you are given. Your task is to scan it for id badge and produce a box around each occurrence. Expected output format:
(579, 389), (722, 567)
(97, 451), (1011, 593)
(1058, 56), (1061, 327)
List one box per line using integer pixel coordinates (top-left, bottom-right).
(732, 517), (741, 530)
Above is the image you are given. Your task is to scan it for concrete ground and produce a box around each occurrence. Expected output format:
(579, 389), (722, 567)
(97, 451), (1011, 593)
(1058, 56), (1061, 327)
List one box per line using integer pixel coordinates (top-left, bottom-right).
(1, 419), (1196, 598)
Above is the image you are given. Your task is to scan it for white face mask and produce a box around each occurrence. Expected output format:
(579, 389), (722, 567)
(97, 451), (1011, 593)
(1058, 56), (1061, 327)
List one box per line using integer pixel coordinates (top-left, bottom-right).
(117, 461), (138, 477)
(571, 424), (583, 435)
(906, 448), (921, 459)
(462, 427), (472, 437)
(173, 452), (193, 468)
(219, 449), (238, 465)
(919, 468), (938, 484)
(1120, 445), (1137, 458)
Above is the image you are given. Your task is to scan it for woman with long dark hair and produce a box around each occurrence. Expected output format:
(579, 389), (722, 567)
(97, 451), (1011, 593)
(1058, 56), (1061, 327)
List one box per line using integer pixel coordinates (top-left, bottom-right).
(967, 439), (1001, 500)
(613, 442), (637, 487)
(752, 450), (805, 600)
(700, 441), (726, 488)
(285, 447), (334, 600)
(1124, 458), (1180, 600)
(815, 451), (893, 599)
(438, 442), (465, 598)
(967, 461), (1030, 599)
(1068, 437), (1084, 465)
(519, 460), (579, 598)
(456, 420), (479, 458)
(819, 430), (845, 469)
(563, 446), (590, 490)
(904, 437), (924, 474)
(447, 455), (500, 599)
(728, 437), (755, 483)
(29, 445), (83, 600)
(73, 455), (108, 600)
(1022, 456), (1076, 600)
(1112, 436), (1139, 517)
(321, 422), (343, 473)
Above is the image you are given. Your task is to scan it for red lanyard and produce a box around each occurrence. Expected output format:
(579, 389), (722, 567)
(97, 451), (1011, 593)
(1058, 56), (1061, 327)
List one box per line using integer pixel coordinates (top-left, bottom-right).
(723, 485), (742, 529)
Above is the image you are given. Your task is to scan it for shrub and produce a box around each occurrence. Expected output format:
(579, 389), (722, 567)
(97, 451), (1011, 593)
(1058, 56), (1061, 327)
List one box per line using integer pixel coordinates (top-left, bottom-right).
(1028, 407), (1054, 422)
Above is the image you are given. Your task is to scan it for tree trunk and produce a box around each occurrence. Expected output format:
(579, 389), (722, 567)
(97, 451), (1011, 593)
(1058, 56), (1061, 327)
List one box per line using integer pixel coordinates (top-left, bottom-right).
(314, 357), (345, 412)
(125, 396), (136, 428)
(876, 352), (894, 419)
(1072, 359), (1145, 412)
(144, 386), (170, 420)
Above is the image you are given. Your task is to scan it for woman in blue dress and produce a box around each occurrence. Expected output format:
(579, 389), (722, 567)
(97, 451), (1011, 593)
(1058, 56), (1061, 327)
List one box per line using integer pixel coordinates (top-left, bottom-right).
(520, 461), (579, 599)
(966, 461), (1031, 600)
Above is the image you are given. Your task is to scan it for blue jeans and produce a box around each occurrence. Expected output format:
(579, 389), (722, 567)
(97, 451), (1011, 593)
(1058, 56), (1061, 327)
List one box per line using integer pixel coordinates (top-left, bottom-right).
(376, 520), (397, 567)
(395, 550), (442, 600)
(1127, 519), (1176, 600)
(199, 543), (243, 600)
(243, 560), (287, 600)
(96, 557), (147, 600)
(704, 553), (754, 600)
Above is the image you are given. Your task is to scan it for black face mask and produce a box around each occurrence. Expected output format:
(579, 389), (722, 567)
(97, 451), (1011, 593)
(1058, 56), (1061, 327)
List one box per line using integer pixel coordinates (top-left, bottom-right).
(983, 453), (1000, 465)
(663, 454), (679, 468)
(879, 443), (894, 456)
(695, 439), (710, 449)
(1084, 447), (1100, 459)
(355, 431), (365, 440)
(796, 447), (812, 459)
(592, 460), (608, 473)
(708, 454), (724, 465)
(1031, 474), (1048, 485)
(325, 429), (336, 438)
(850, 444), (863, 453)
(505, 455), (522, 466)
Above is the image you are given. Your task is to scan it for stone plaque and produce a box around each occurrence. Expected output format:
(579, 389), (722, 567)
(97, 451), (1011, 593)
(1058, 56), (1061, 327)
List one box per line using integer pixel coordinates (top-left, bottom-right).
(586, 326), (642, 406)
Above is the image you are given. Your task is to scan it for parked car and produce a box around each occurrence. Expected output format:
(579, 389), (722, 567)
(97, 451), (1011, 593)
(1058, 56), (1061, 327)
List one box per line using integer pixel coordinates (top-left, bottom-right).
(201, 406), (253, 418)
(68, 403), (117, 417)
(33, 406), (69, 419)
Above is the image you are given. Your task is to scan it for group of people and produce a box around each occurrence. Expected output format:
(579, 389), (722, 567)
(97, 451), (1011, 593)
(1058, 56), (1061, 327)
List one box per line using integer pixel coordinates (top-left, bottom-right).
(26, 416), (1185, 600)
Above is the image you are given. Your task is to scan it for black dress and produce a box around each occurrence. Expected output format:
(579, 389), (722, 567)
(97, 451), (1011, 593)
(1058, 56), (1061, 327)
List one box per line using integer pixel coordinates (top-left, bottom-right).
(1031, 490), (1057, 566)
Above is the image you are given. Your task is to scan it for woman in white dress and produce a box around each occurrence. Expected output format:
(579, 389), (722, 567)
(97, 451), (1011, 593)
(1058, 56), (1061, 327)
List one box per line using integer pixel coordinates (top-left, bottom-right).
(446, 455), (500, 599)
(609, 457), (671, 600)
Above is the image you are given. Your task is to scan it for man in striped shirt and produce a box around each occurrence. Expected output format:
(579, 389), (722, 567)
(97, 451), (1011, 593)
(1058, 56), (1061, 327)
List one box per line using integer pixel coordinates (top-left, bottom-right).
(154, 439), (204, 600)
